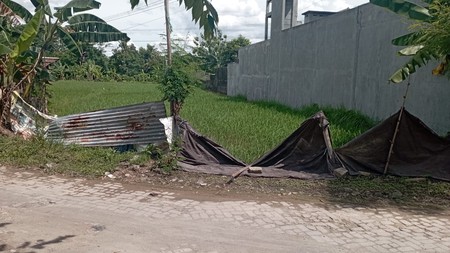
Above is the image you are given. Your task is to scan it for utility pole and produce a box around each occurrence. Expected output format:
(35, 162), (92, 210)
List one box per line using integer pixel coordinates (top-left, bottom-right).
(164, 0), (172, 66)
(164, 0), (176, 138)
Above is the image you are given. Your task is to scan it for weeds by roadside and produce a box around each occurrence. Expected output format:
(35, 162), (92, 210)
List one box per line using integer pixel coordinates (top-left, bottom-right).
(0, 135), (145, 177)
(327, 176), (450, 208)
(145, 139), (183, 174)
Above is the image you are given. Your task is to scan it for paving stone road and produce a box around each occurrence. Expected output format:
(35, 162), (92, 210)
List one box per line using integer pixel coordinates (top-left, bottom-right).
(1, 166), (450, 252)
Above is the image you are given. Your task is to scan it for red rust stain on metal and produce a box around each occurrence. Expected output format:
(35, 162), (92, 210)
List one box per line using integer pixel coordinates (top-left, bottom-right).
(64, 116), (89, 129)
(106, 133), (136, 140)
(130, 121), (144, 130)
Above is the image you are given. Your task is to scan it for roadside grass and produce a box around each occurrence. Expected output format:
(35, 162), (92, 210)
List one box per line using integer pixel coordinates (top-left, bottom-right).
(0, 135), (148, 177)
(327, 176), (450, 208)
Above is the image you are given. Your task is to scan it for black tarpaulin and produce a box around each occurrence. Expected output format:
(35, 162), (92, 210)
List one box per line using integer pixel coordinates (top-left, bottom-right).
(178, 120), (246, 176)
(178, 112), (337, 179)
(178, 120), (245, 166)
(250, 111), (338, 179)
(336, 109), (450, 181)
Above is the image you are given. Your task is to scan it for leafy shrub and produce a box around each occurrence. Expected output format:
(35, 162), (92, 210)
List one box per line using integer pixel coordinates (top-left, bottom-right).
(145, 140), (181, 174)
(160, 67), (192, 115)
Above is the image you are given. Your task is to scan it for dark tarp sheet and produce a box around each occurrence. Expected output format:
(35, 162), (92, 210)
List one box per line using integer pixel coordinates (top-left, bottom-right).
(250, 112), (338, 179)
(178, 120), (246, 176)
(336, 109), (450, 181)
(178, 112), (337, 179)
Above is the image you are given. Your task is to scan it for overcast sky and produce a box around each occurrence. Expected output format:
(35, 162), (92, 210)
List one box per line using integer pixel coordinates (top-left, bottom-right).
(19, 0), (369, 52)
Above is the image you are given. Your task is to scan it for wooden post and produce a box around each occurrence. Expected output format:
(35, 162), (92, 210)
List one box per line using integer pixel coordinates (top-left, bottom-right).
(164, 0), (172, 67)
(163, 0), (178, 138)
(383, 80), (411, 175)
(320, 115), (334, 160)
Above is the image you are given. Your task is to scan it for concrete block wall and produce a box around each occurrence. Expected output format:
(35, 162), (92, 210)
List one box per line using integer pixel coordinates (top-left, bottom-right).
(227, 3), (450, 135)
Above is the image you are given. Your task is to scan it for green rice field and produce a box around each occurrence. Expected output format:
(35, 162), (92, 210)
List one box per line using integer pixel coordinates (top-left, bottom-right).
(49, 80), (375, 163)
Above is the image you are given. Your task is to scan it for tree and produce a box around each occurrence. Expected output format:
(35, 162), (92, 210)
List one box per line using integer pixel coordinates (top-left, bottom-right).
(0, 0), (128, 127)
(138, 44), (164, 74)
(50, 42), (109, 69)
(371, 0), (450, 83)
(193, 31), (227, 73)
(110, 42), (144, 76)
(223, 35), (251, 65)
(193, 32), (251, 74)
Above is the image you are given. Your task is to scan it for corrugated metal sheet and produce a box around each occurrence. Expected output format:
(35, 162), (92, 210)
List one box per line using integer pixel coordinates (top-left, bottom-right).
(46, 102), (167, 147)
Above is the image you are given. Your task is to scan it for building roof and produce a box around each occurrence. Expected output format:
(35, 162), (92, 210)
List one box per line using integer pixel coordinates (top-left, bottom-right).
(302, 10), (337, 16)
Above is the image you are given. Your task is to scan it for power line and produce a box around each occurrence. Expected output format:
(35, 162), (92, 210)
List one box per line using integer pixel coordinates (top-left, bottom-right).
(105, 0), (176, 22)
(106, 6), (161, 22)
(103, 1), (166, 20)
(118, 8), (185, 31)
(102, 5), (148, 20)
(124, 27), (263, 32)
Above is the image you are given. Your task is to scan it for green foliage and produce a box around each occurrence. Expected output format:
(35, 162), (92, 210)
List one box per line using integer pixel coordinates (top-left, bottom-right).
(138, 44), (165, 74)
(145, 141), (182, 174)
(193, 31), (251, 74)
(0, 0), (128, 127)
(109, 42), (147, 76)
(224, 35), (251, 63)
(160, 67), (191, 113)
(99, 42), (167, 83)
(415, 0), (450, 77)
(49, 62), (68, 80)
(371, 0), (450, 82)
(11, 9), (43, 58)
(0, 0), (33, 23)
(66, 14), (129, 42)
(171, 46), (204, 87)
(49, 42), (164, 82)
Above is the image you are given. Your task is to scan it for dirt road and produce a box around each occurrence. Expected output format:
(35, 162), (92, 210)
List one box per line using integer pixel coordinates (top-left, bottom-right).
(1, 166), (450, 253)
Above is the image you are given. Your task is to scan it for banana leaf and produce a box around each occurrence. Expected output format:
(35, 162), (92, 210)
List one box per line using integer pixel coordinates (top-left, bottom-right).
(390, 48), (437, 83)
(0, 0), (33, 23)
(11, 9), (44, 58)
(370, 0), (432, 21)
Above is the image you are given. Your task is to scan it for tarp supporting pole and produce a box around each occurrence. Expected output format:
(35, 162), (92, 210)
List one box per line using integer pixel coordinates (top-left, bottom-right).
(383, 80), (411, 175)
(320, 117), (334, 160)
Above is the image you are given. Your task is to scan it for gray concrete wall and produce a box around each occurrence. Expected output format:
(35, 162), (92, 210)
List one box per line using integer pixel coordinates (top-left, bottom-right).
(228, 3), (450, 135)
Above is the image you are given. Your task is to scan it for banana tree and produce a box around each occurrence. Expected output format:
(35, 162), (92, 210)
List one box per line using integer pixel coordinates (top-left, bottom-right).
(0, 0), (128, 127)
(371, 0), (450, 83)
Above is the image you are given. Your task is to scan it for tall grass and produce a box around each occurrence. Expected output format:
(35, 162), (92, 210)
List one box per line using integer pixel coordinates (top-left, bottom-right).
(182, 91), (375, 163)
(49, 80), (375, 163)
(48, 80), (164, 116)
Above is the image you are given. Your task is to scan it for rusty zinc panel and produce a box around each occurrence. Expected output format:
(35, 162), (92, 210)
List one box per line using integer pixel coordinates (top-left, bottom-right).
(46, 102), (167, 147)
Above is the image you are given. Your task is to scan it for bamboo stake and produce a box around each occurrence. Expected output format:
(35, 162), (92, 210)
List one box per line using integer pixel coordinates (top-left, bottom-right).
(320, 115), (334, 160)
(383, 79), (411, 175)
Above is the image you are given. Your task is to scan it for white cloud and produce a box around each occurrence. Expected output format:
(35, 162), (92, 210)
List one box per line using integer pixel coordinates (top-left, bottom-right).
(213, 0), (262, 16)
